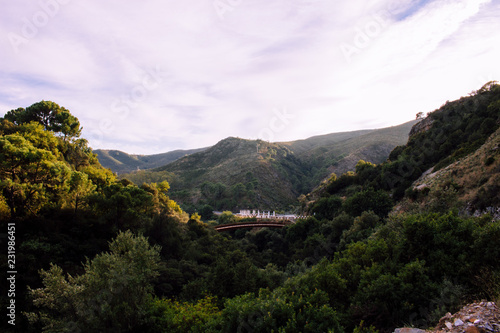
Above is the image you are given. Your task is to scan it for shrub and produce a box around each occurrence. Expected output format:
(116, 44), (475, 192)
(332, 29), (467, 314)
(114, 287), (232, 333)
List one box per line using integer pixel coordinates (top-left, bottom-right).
(343, 188), (393, 218)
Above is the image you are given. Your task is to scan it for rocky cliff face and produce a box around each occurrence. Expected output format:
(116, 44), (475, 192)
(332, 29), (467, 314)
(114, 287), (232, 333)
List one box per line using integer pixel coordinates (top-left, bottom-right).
(409, 117), (434, 137)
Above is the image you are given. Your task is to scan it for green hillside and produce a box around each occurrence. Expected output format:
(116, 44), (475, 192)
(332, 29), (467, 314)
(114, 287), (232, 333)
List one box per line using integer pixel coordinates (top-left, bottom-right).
(126, 138), (306, 210)
(308, 81), (500, 217)
(285, 120), (418, 185)
(94, 147), (207, 174)
(123, 122), (415, 212)
(402, 125), (500, 215)
(2, 84), (500, 333)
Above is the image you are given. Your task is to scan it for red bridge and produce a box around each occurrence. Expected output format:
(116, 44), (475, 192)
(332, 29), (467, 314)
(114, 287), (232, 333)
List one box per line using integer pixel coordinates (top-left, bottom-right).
(214, 219), (293, 232)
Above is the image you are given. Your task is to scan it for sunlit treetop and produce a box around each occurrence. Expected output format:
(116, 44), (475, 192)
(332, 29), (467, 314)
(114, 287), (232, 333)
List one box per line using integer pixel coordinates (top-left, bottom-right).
(3, 100), (81, 140)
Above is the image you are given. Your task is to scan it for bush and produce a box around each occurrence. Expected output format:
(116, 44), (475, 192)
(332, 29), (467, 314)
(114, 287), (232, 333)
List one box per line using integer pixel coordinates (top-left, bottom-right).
(143, 296), (221, 333)
(310, 196), (342, 220)
(343, 188), (393, 218)
(339, 211), (380, 248)
(27, 231), (161, 332)
(220, 288), (344, 333)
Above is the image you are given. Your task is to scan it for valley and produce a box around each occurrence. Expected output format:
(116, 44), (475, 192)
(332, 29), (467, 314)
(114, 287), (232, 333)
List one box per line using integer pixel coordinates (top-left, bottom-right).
(115, 121), (417, 212)
(1, 82), (499, 333)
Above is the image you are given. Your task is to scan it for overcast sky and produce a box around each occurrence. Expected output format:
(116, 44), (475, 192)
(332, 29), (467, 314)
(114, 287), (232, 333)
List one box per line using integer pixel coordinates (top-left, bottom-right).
(1, 0), (499, 154)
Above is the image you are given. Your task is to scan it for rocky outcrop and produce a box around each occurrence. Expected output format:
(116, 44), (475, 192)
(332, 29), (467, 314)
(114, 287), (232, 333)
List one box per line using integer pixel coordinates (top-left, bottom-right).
(409, 117), (434, 137)
(394, 302), (500, 333)
(434, 302), (500, 333)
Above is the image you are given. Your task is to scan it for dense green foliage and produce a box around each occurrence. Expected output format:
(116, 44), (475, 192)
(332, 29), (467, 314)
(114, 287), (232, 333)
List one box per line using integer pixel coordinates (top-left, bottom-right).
(1, 85), (500, 333)
(26, 231), (161, 332)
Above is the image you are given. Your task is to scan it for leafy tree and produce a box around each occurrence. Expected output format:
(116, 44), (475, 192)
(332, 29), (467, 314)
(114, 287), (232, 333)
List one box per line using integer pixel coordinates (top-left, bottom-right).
(80, 164), (116, 191)
(343, 188), (393, 218)
(61, 138), (98, 169)
(326, 171), (356, 194)
(2, 107), (25, 125)
(4, 101), (81, 139)
(0, 105), (111, 219)
(388, 145), (405, 162)
(0, 194), (10, 220)
(0, 133), (71, 217)
(189, 212), (202, 223)
(27, 231), (161, 332)
(207, 250), (259, 298)
(217, 211), (236, 225)
(285, 217), (320, 245)
(220, 286), (344, 333)
(231, 183), (246, 199)
(355, 160), (376, 173)
(88, 184), (155, 229)
(199, 204), (215, 220)
(339, 211), (381, 249)
(143, 296), (221, 333)
(66, 171), (96, 213)
(199, 182), (229, 209)
(141, 181), (175, 213)
(319, 212), (354, 246)
(310, 196), (342, 220)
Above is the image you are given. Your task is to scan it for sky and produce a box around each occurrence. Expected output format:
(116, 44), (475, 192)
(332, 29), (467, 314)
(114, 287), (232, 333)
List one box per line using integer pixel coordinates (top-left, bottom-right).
(1, 0), (499, 155)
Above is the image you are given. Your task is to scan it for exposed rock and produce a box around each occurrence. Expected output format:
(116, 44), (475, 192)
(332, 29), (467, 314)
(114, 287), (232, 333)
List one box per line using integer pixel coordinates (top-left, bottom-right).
(434, 302), (500, 333)
(409, 117), (434, 137)
(394, 328), (427, 333)
(465, 326), (485, 333)
(394, 302), (500, 333)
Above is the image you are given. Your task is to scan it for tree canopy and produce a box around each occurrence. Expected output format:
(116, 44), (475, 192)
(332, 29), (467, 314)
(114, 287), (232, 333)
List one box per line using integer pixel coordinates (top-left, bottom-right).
(3, 100), (81, 139)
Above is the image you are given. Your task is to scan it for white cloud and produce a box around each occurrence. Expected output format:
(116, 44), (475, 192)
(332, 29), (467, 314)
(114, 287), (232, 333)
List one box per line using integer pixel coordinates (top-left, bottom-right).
(1, 0), (499, 154)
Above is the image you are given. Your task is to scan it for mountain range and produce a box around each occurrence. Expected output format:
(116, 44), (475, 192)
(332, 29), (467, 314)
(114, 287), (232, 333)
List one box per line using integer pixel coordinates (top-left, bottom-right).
(102, 120), (417, 211)
(97, 79), (500, 214)
(94, 147), (208, 174)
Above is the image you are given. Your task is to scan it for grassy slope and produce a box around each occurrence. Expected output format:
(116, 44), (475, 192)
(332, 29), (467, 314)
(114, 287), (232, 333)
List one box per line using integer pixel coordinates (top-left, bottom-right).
(410, 127), (500, 213)
(304, 121), (417, 177)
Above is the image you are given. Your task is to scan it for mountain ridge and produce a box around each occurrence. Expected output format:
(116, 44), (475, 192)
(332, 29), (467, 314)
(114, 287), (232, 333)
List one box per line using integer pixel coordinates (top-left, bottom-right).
(119, 121), (416, 211)
(309, 81), (500, 219)
(94, 147), (208, 174)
